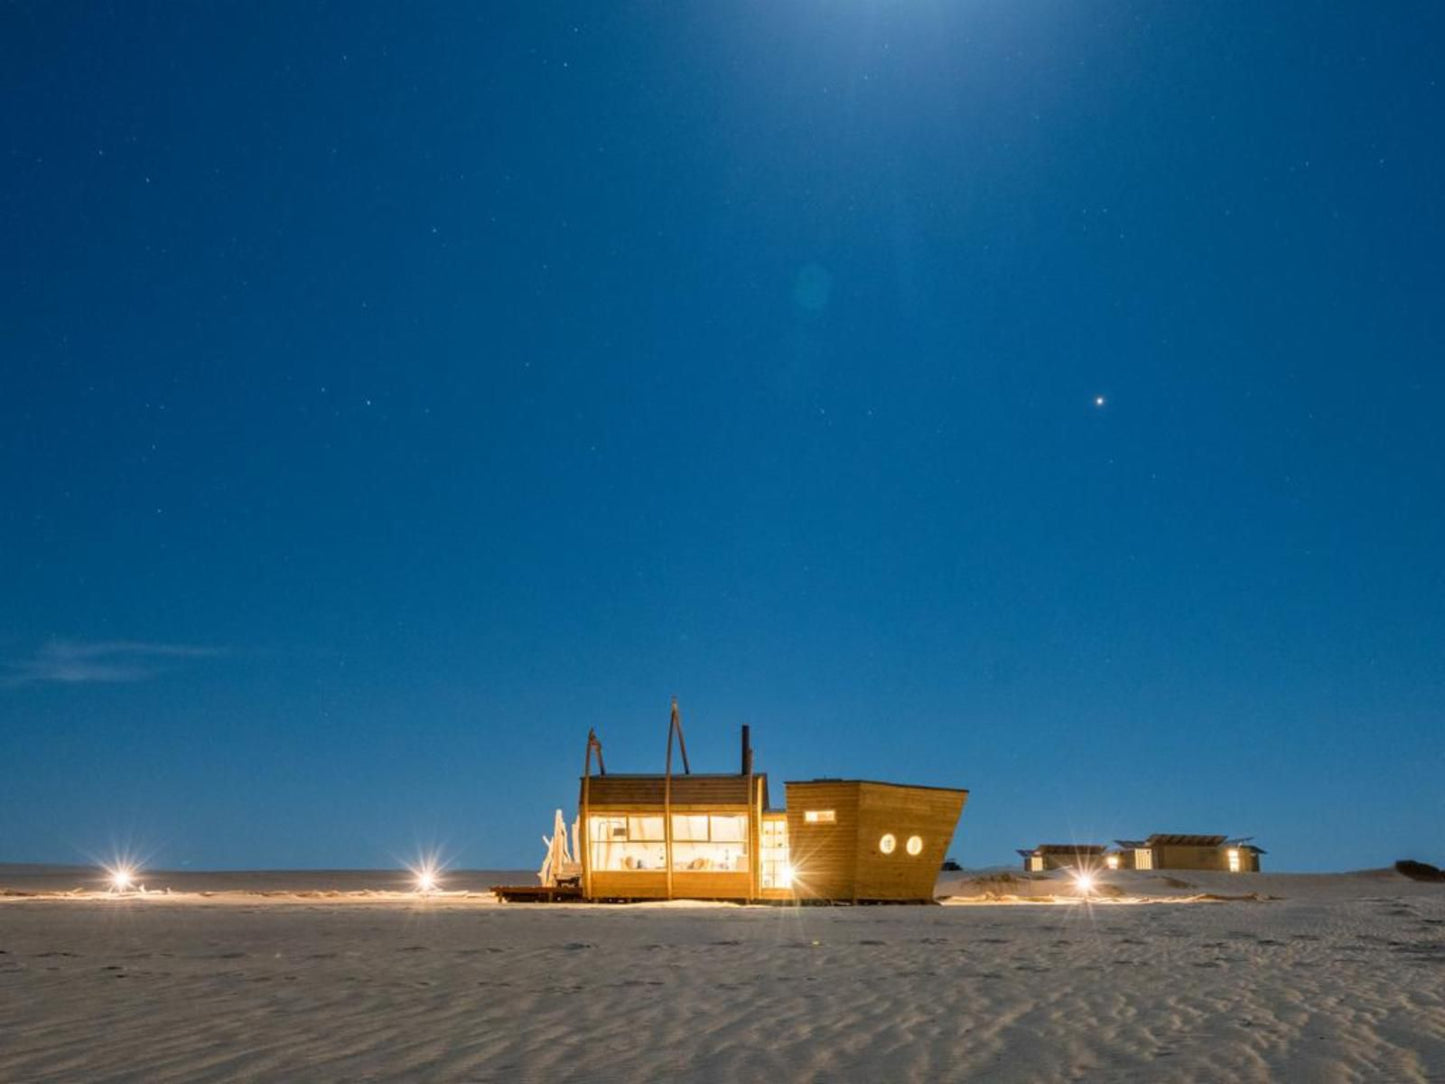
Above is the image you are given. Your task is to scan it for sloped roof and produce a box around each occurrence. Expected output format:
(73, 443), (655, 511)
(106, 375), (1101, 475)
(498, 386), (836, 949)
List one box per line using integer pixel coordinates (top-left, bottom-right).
(1145, 833), (1228, 847)
(1033, 843), (1106, 855)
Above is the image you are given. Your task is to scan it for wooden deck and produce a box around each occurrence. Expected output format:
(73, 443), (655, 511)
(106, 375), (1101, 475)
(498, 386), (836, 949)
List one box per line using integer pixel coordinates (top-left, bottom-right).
(491, 883), (583, 903)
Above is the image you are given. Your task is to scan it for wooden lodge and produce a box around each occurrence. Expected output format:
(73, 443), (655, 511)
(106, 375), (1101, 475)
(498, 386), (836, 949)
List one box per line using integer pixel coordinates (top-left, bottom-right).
(567, 703), (968, 904)
(1018, 843), (1107, 873)
(1108, 834), (1264, 872)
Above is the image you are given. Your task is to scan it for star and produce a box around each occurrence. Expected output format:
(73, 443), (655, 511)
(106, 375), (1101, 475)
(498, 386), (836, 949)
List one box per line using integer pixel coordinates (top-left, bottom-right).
(1094, 395), (1106, 407)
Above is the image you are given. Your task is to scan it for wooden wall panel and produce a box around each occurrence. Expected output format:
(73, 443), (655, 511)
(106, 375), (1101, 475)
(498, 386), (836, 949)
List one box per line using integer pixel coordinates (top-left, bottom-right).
(851, 783), (968, 901)
(588, 871), (668, 900)
(784, 782), (863, 902)
(580, 774), (759, 808)
(1154, 844), (1228, 871)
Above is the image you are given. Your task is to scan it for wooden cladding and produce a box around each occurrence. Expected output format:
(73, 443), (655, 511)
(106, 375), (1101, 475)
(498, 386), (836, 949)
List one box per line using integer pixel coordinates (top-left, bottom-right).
(580, 773), (765, 809)
(786, 780), (968, 903)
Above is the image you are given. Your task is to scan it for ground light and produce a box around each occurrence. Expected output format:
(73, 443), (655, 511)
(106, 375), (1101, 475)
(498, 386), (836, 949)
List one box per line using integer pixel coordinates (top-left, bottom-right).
(412, 861), (441, 894)
(1072, 870), (1096, 896)
(107, 865), (136, 893)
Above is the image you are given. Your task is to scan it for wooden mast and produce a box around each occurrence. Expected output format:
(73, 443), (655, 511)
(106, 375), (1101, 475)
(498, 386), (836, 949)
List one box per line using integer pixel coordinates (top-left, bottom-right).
(663, 698), (689, 900)
(581, 728), (604, 900)
(744, 724), (757, 901)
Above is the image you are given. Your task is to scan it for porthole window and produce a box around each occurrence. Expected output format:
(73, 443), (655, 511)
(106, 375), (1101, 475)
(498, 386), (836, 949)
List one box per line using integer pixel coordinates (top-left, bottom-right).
(906, 835), (923, 856)
(879, 833), (896, 855)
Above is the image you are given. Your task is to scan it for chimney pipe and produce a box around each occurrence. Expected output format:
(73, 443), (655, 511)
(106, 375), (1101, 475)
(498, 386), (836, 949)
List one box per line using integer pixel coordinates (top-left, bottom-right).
(741, 724), (753, 776)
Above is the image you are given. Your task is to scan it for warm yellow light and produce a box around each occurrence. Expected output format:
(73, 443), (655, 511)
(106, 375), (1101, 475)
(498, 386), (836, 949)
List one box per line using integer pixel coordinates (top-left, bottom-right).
(1073, 871), (1095, 895)
(416, 868), (438, 893)
(1105, 854), (1120, 870)
(879, 833), (897, 855)
(108, 866), (135, 893)
(905, 835), (923, 856)
(780, 864), (795, 889)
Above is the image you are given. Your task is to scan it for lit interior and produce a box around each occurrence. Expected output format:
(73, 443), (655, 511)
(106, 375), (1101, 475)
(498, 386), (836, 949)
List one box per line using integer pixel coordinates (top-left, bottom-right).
(803, 809), (835, 824)
(760, 816), (790, 889)
(588, 814), (749, 872)
(906, 835), (923, 856)
(879, 833), (897, 855)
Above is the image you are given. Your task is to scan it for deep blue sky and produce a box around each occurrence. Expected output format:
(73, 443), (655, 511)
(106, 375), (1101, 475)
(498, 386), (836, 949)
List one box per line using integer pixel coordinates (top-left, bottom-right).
(3, 3), (1442, 872)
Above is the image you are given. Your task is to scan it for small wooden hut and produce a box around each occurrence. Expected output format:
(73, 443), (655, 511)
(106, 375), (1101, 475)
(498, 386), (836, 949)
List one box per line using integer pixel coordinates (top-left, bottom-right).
(1017, 843), (1107, 873)
(574, 703), (968, 903)
(1110, 834), (1264, 872)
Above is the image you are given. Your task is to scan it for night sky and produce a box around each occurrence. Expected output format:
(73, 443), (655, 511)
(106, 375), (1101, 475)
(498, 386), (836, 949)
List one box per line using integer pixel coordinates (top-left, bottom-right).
(3, 3), (1442, 873)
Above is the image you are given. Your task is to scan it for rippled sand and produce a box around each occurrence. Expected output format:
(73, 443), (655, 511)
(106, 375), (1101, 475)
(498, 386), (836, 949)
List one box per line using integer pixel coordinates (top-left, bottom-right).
(2, 868), (1442, 1081)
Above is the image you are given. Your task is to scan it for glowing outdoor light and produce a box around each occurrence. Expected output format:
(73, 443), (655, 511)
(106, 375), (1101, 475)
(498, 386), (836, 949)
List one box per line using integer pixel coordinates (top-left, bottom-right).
(411, 859), (442, 894)
(107, 865), (136, 893)
(1072, 870), (1096, 895)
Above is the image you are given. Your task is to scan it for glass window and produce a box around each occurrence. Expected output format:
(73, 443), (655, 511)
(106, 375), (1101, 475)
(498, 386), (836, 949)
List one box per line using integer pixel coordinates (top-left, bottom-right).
(671, 814), (709, 842)
(628, 815), (664, 841)
(906, 835), (923, 856)
(587, 815), (666, 872)
(761, 817), (790, 890)
(710, 815), (746, 842)
(1135, 848), (1154, 871)
(804, 810), (835, 824)
(669, 813), (749, 872)
(879, 833), (897, 855)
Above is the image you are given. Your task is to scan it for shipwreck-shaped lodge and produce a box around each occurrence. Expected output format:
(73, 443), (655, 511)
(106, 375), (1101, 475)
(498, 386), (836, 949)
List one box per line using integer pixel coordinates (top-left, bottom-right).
(512, 702), (969, 904)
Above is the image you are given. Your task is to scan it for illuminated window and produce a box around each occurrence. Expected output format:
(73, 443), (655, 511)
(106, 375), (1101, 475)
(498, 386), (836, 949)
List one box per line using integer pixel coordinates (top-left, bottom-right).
(879, 833), (896, 855)
(1029, 855), (1044, 872)
(1227, 848), (1241, 873)
(761, 817), (791, 890)
(1105, 853), (1120, 870)
(671, 814), (749, 872)
(905, 835), (923, 856)
(588, 815), (666, 872)
(804, 810), (835, 824)
(1135, 848), (1154, 871)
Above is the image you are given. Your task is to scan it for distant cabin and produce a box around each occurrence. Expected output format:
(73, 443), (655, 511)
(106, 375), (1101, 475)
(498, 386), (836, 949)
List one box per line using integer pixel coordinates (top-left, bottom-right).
(574, 705), (968, 903)
(1107, 834), (1264, 872)
(1017, 844), (1107, 873)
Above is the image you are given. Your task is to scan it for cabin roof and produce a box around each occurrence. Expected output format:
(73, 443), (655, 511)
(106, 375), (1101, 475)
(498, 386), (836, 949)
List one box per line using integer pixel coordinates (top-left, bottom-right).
(1145, 833), (1229, 847)
(580, 772), (766, 807)
(784, 778), (970, 795)
(1029, 843), (1107, 855)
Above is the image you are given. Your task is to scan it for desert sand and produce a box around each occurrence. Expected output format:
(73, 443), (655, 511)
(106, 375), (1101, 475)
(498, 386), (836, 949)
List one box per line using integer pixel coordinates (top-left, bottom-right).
(2, 866), (1442, 1082)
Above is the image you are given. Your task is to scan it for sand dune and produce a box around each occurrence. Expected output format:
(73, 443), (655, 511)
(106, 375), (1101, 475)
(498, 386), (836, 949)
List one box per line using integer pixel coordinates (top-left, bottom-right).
(1, 867), (1442, 1081)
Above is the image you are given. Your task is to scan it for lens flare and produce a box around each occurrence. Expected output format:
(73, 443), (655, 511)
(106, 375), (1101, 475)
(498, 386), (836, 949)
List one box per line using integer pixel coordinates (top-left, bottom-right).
(1073, 871), (1095, 895)
(107, 865), (136, 893)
